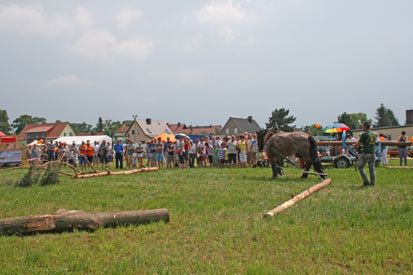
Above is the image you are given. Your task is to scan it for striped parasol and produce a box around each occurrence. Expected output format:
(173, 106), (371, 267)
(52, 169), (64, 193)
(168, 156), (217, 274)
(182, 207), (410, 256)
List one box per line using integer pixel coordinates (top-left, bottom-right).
(324, 123), (350, 133)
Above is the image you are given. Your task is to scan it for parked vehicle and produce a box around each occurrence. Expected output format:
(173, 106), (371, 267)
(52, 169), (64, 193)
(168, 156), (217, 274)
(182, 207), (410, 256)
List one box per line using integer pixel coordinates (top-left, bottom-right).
(316, 132), (382, 168)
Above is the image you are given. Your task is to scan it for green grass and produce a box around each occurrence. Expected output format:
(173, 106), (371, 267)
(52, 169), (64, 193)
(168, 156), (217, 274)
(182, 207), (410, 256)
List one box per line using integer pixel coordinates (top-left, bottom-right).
(0, 161), (412, 274)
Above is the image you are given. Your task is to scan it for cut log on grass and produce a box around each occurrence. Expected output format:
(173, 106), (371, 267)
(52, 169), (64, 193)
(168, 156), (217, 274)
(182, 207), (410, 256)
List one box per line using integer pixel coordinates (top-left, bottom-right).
(0, 208), (169, 236)
(264, 178), (332, 218)
(73, 167), (158, 179)
(386, 166), (413, 169)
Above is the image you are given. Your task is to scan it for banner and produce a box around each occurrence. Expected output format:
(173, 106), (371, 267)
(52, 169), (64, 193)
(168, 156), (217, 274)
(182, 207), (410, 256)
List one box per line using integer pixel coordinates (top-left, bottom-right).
(0, 151), (22, 164)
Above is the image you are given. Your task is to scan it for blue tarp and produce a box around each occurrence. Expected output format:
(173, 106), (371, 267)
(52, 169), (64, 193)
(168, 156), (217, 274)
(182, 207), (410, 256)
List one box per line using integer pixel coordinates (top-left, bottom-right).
(174, 134), (213, 141)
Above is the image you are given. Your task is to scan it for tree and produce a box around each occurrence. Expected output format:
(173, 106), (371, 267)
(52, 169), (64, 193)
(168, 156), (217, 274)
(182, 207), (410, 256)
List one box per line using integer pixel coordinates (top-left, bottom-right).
(103, 120), (122, 137)
(95, 117), (104, 132)
(374, 103), (399, 127)
(303, 125), (325, 136)
(71, 122), (93, 134)
(0, 109), (12, 134)
(12, 115), (47, 134)
(337, 112), (372, 130)
(266, 108), (296, 132)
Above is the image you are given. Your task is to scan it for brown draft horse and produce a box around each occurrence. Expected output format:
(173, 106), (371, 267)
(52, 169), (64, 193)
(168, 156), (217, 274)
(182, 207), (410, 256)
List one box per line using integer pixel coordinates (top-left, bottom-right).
(256, 128), (325, 179)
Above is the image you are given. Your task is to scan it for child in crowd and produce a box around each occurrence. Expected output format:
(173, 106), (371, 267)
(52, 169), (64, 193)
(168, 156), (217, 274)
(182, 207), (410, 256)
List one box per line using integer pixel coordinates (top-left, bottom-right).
(132, 150), (138, 168)
(219, 143), (227, 168)
(212, 144), (219, 167)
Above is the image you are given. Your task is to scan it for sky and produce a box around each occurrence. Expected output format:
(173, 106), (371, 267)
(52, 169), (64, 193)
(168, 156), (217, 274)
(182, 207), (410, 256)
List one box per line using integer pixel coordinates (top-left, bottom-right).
(1, 0), (412, 129)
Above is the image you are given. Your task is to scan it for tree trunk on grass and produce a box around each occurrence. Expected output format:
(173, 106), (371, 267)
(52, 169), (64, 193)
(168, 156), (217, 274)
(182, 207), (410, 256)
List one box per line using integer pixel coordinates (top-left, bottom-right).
(0, 208), (169, 236)
(74, 167), (158, 179)
(264, 178), (332, 218)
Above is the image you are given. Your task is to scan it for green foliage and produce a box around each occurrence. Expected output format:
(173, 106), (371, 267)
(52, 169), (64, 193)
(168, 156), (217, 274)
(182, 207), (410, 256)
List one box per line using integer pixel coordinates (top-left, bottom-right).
(15, 164), (42, 187)
(1, 163), (412, 273)
(12, 114), (47, 134)
(39, 163), (61, 186)
(303, 124), (325, 136)
(0, 109), (12, 134)
(71, 119), (131, 137)
(103, 120), (122, 137)
(337, 112), (372, 130)
(71, 122), (93, 134)
(374, 103), (400, 127)
(266, 108), (296, 132)
(95, 117), (104, 132)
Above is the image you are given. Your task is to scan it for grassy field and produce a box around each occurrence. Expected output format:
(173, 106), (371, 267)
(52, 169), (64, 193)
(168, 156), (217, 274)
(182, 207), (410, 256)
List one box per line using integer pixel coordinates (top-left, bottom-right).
(0, 161), (412, 274)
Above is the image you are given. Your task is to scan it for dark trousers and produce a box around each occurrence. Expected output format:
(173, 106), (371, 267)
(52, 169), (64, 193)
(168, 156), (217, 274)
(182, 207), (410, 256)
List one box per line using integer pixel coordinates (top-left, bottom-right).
(189, 153), (196, 168)
(115, 152), (123, 169)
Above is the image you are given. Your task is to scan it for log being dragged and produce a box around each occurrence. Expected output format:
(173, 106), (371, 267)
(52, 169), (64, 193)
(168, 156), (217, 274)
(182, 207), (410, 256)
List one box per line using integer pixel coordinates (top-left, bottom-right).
(0, 208), (169, 236)
(264, 178), (332, 218)
(74, 167), (158, 179)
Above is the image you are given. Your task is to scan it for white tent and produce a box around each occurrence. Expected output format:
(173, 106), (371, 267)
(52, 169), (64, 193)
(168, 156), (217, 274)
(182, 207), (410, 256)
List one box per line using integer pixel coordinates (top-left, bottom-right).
(53, 135), (112, 146)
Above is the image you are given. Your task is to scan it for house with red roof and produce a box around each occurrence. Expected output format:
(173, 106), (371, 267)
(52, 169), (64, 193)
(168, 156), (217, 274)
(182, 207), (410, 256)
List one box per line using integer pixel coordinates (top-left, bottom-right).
(18, 122), (75, 145)
(168, 123), (222, 135)
(113, 125), (129, 140)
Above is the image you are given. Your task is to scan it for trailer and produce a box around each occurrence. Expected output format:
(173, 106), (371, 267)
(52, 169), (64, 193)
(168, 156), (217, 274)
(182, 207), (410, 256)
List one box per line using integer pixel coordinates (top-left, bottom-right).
(316, 131), (382, 168)
(0, 136), (26, 167)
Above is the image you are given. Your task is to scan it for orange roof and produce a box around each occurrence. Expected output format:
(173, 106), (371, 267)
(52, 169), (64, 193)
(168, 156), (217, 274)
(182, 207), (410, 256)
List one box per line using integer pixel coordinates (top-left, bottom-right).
(26, 125), (54, 133)
(114, 125), (129, 134)
(18, 122), (70, 140)
(169, 123), (221, 135)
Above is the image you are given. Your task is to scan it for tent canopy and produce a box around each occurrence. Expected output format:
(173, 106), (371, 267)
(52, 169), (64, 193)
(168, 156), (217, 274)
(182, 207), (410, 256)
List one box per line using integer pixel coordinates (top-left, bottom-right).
(53, 135), (112, 146)
(153, 133), (176, 143)
(0, 131), (6, 137)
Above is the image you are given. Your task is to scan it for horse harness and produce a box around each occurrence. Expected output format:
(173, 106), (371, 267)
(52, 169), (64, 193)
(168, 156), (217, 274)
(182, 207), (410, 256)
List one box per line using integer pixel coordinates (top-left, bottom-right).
(264, 130), (296, 167)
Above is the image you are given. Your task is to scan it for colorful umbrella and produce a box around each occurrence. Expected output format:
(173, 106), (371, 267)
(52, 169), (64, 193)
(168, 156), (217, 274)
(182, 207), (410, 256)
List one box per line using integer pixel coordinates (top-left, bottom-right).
(324, 123), (350, 133)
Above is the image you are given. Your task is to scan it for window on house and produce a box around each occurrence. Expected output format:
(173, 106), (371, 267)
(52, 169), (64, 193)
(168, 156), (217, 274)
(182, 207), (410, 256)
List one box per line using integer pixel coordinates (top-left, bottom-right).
(225, 128), (229, 134)
(234, 128), (238, 134)
(64, 133), (67, 136)
(70, 132), (72, 136)
(132, 130), (135, 135)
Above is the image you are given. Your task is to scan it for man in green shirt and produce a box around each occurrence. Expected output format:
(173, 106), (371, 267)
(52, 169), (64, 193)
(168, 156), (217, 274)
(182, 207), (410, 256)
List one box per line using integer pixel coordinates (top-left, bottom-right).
(355, 122), (376, 186)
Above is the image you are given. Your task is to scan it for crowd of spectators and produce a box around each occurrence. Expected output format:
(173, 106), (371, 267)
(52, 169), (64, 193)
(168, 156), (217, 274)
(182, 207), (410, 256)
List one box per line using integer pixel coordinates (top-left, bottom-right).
(25, 132), (267, 170)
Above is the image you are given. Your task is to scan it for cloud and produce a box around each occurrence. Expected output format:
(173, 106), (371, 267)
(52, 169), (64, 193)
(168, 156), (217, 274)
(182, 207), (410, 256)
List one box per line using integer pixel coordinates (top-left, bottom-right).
(45, 74), (89, 88)
(70, 29), (154, 62)
(194, 1), (255, 25)
(116, 9), (143, 30)
(0, 5), (92, 36)
(172, 35), (202, 55)
(179, 71), (204, 85)
(193, 1), (255, 43)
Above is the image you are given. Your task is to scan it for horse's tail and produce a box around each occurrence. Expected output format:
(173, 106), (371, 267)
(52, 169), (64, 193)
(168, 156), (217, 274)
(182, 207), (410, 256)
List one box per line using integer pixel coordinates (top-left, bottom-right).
(308, 136), (325, 176)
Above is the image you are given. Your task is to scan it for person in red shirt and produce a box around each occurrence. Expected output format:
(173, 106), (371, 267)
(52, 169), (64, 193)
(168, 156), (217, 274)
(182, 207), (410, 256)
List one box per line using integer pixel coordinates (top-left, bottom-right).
(184, 136), (190, 168)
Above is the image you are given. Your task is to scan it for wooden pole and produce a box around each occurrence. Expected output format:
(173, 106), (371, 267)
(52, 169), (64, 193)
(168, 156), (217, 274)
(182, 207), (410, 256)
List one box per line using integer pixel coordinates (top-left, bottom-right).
(79, 153), (99, 174)
(386, 166), (413, 169)
(0, 208), (169, 236)
(264, 178), (332, 218)
(73, 167), (158, 179)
